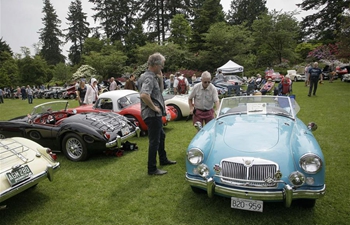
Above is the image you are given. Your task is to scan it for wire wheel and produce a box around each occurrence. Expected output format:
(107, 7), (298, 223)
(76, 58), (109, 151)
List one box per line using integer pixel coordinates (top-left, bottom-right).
(62, 133), (88, 161)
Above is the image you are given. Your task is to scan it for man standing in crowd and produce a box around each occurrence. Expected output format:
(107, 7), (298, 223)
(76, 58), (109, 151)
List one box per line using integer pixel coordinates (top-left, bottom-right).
(124, 74), (137, 90)
(109, 77), (117, 91)
(308, 62), (323, 97)
(138, 52), (176, 176)
(173, 72), (189, 95)
(188, 71), (220, 126)
(26, 85), (33, 104)
(215, 69), (225, 80)
(304, 64), (310, 87)
(0, 88), (4, 103)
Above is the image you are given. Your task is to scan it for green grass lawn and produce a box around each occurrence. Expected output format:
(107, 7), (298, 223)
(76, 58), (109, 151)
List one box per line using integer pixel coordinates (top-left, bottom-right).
(0, 81), (349, 225)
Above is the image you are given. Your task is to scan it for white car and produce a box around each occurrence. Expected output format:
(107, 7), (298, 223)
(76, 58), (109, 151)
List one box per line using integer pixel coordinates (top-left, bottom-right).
(287, 70), (305, 82)
(163, 89), (191, 120)
(0, 137), (60, 204)
(342, 73), (350, 82)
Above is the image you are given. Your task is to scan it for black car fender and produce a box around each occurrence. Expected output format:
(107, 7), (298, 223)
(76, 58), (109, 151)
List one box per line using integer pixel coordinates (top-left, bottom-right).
(56, 122), (106, 146)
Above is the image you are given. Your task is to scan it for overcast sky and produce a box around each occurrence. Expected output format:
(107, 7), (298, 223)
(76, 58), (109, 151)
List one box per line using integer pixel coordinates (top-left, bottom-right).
(0, 0), (315, 57)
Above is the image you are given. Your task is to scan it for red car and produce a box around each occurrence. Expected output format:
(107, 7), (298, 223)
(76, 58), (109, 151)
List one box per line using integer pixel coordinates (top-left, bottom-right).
(70, 90), (177, 135)
(62, 85), (77, 99)
(265, 72), (284, 82)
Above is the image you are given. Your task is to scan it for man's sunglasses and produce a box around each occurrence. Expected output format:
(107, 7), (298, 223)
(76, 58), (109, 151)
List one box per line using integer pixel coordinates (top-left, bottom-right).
(202, 81), (211, 84)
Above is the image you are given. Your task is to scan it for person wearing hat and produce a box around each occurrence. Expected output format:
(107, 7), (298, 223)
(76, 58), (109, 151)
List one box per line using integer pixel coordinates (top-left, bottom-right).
(84, 78), (99, 104)
(260, 78), (274, 95)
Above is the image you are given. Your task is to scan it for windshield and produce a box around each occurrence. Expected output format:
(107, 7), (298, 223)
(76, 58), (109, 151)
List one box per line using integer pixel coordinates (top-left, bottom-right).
(218, 96), (299, 119)
(30, 101), (69, 117)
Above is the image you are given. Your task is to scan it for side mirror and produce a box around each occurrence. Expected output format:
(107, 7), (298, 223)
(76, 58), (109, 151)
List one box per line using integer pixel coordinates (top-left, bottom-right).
(194, 121), (202, 131)
(307, 122), (318, 131)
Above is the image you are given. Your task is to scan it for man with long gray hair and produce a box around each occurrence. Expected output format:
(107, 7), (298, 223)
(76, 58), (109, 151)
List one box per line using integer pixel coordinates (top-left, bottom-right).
(138, 52), (176, 175)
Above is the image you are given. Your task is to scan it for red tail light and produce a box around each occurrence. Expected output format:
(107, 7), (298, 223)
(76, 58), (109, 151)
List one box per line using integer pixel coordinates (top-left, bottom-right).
(103, 131), (111, 140)
(46, 148), (57, 161)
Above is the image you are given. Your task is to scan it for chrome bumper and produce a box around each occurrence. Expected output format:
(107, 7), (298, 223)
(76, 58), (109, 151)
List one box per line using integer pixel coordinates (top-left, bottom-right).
(106, 127), (140, 148)
(186, 173), (326, 207)
(0, 163), (60, 203)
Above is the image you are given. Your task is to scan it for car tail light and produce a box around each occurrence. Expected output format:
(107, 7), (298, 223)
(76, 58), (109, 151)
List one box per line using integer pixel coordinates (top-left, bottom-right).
(103, 131), (111, 140)
(46, 148), (57, 161)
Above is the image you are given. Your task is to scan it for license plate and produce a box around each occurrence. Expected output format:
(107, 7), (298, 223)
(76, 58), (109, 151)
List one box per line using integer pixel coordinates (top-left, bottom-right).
(121, 127), (130, 135)
(6, 165), (33, 187)
(231, 197), (263, 212)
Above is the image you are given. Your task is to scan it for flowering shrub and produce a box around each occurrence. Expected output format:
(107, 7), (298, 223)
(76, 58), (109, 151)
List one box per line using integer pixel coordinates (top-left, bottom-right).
(72, 65), (101, 81)
(308, 44), (339, 61)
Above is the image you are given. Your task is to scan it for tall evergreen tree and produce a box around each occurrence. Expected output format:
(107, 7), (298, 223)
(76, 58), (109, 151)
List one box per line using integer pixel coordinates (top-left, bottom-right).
(0, 38), (13, 57)
(0, 38), (13, 65)
(39, 0), (65, 65)
(226, 0), (267, 28)
(89, 0), (140, 43)
(252, 11), (300, 66)
(140, 0), (192, 44)
(66, 0), (90, 65)
(168, 14), (192, 46)
(297, 0), (350, 43)
(189, 0), (225, 52)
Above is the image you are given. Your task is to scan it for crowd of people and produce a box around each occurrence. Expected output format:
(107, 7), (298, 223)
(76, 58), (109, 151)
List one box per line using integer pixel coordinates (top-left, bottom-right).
(0, 85), (41, 104)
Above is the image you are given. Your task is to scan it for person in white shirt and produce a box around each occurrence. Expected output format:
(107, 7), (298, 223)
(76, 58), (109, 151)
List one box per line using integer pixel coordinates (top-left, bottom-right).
(84, 78), (99, 104)
(109, 77), (117, 91)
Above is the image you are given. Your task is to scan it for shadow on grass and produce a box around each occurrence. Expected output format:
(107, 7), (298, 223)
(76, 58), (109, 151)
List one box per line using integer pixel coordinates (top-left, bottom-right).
(171, 189), (318, 225)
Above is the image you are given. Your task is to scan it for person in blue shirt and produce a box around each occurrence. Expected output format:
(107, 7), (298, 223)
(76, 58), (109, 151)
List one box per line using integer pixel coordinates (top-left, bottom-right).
(308, 62), (323, 97)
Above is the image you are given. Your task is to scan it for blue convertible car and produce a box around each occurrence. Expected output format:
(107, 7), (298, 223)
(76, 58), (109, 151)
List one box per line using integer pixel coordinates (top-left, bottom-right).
(186, 96), (326, 212)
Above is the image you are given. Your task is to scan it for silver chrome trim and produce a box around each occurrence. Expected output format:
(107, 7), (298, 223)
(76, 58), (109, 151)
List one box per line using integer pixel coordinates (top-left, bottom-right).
(105, 127), (140, 148)
(186, 173), (326, 207)
(0, 163), (60, 203)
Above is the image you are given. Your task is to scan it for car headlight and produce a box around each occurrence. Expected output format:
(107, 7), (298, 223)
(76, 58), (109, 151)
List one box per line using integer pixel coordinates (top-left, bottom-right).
(194, 164), (210, 178)
(289, 171), (305, 186)
(187, 148), (204, 165)
(299, 153), (322, 174)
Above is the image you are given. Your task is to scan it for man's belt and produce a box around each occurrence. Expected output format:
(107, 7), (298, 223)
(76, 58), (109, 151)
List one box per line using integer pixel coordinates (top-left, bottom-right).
(197, 108), (210, 112)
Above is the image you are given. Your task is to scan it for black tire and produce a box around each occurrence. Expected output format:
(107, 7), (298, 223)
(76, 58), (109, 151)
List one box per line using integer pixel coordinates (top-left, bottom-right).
(69, 94), (76, 99)
(191, 186), (206, 194)
(298, 199), (316, 208)
(58, 93), (63, 99)
(62, 133), (88, 161)
(169, 104), (182, 121)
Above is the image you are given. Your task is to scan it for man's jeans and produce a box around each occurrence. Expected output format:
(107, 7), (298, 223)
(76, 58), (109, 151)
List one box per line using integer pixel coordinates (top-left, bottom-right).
(28, 95), (33, 104)
(144, 116), (167, 172)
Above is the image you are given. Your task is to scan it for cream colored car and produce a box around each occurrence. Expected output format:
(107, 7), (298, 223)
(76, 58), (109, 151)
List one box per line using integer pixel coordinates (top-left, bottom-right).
(287, 70), (305, 82)
(0, 137), (60, 204)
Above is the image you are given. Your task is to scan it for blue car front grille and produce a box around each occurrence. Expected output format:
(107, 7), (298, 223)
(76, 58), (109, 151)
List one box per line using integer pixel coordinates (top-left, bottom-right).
(221, 160), (278, 188)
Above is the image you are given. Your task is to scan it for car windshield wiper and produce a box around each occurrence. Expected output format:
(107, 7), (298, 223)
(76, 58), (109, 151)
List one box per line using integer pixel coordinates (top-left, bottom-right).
(268, 112), (292, 118)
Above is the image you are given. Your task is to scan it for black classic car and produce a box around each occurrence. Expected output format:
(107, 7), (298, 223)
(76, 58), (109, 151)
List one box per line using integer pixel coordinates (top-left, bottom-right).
(0, 101), (140, 161)
(43, 87), (65, 99)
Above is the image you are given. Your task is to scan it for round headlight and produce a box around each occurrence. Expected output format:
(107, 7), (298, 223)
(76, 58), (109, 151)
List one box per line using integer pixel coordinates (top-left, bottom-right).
(187, 148), (204, 165)
(299, 153), (322, 174)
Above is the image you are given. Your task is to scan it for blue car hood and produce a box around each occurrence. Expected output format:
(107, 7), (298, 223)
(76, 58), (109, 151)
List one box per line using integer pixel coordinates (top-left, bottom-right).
(215, 115), (293, 153)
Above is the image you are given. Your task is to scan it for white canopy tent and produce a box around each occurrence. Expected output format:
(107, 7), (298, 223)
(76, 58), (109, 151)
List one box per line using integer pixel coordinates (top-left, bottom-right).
(217, 60), (244, 74)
